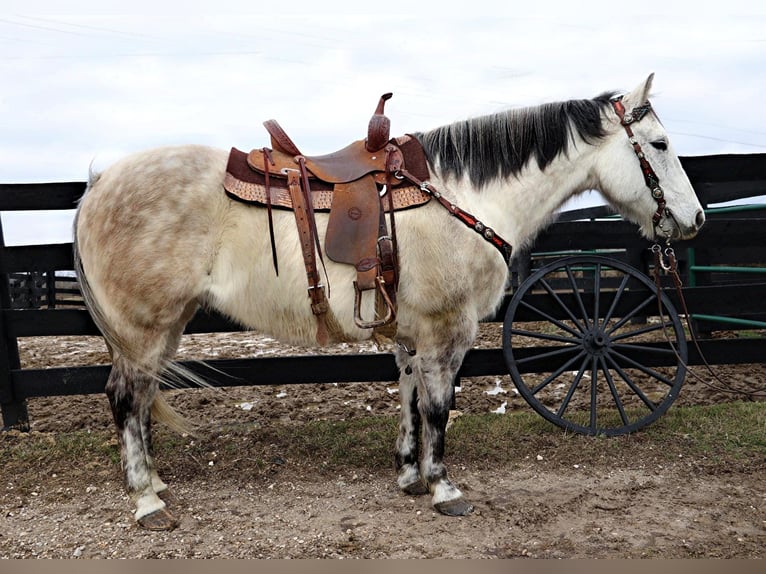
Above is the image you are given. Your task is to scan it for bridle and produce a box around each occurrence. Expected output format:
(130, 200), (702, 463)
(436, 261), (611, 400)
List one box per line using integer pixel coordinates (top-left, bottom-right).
(613, 98), (766, 398)
(611, 96), (674, 240)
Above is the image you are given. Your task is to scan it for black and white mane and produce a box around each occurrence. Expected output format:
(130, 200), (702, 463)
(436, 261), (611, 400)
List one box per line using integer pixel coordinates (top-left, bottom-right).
(415, 92), (617, 187)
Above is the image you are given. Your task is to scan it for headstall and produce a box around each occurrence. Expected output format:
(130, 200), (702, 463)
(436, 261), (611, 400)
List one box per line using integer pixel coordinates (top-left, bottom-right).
(611, 96), (671, 238)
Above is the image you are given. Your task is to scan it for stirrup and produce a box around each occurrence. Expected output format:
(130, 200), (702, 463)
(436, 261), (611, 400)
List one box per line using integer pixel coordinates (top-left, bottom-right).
(353, 276), (395, 329)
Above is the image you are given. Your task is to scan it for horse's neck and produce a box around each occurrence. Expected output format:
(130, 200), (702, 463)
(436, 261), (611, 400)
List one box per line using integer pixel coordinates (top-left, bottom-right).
(444, 147), (598, 251)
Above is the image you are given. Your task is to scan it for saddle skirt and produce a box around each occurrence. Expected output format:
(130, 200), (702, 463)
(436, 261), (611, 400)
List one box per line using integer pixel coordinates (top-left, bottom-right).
(223, 135), (431, 213)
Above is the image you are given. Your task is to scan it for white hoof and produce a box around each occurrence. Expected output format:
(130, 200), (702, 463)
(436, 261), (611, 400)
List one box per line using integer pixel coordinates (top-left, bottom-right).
(431, 480), (473, 516)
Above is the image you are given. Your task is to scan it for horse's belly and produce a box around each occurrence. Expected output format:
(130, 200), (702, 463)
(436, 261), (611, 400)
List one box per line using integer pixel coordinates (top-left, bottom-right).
(204, 212), (373, 346)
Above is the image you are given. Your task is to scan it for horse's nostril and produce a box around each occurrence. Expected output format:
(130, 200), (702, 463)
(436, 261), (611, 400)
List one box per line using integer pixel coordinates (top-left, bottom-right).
(695, 209), (706, 229)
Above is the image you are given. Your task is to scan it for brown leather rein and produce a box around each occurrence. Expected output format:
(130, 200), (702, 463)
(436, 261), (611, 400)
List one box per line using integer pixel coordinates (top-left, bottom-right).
(652, 246), (766, 398)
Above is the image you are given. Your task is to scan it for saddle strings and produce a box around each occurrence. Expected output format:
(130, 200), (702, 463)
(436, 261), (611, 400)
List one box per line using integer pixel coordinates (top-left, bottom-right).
(262, 148), (279, 276)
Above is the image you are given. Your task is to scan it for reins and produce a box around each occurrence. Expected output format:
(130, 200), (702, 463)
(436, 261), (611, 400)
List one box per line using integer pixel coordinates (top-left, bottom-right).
(651, 244), (766, 399)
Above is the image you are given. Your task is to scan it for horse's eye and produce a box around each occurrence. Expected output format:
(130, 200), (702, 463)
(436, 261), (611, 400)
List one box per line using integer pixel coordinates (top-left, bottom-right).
(651, 140), (668, 151)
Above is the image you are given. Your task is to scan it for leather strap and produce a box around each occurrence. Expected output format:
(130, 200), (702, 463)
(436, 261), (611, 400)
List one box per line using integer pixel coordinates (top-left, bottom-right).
(398, 169), (513, 265)
(382, 145), (400, 290)
(286, 168), (330, 345)
(611, 98), (667, 225)
(296, 156), (327, 281)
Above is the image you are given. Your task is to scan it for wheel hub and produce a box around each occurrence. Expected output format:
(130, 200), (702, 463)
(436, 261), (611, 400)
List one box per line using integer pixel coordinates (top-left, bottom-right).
(583, 328), (610, 355)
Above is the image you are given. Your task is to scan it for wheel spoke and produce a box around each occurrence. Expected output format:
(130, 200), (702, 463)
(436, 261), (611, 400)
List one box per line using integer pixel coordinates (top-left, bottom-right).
(592, 262), (601, 328)
(605, 354), (658, 411)
(510, 327), (581, 345)
(602, 273), (631, 326)
(556, 354), (590, 418)
(605, 293), (656, 335)
(599, 355), (629, 426)
(608, 349), (676, 388)
(519, 300), (583, 338)
(513, 345), (581, 365)
(531, 350), (588, 394)
(565, 265), (591, 329)
(538, 278), (587, 333)
(610, 322), (667, 341)
(589, 356), (598, 432)
(612, 342), (678, 356)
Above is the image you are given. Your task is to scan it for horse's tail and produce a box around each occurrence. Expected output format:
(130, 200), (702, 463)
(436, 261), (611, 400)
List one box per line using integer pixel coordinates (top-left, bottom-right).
(73, 169), (126, 358)
(73, 170), (197, 436)
(151, 391), (194, 435)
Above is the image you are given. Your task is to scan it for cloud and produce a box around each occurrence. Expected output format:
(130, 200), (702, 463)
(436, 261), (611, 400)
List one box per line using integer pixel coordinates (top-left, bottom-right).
(1, 7), (765, 244)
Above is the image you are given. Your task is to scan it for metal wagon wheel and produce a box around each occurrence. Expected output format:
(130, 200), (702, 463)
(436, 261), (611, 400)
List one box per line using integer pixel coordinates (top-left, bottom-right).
(503, 255), (687, 436)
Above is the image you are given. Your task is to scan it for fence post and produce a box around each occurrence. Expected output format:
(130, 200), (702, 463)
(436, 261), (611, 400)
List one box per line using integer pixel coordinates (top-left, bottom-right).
(0, 219), (29, 430)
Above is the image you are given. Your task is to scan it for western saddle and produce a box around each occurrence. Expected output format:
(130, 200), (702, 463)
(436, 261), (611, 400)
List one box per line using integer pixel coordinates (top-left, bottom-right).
(224, 93), (432, 345)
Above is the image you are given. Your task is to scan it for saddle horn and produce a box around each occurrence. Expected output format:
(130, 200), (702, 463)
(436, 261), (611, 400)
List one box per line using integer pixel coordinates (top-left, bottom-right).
(366, 92), (393, 152)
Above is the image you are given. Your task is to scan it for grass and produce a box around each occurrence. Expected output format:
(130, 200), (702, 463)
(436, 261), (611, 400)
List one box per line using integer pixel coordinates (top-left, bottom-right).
(647, 401), (766, 458)
(2, 402), (764, 488)
(172, 400), (766, 474)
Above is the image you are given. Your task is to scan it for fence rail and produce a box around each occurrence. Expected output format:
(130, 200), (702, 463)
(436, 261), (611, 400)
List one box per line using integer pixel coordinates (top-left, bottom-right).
(2, 153), (765, 429)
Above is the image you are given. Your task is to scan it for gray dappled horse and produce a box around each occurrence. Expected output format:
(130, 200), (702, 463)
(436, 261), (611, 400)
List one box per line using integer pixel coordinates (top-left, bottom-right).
(74, 75), (704, 529)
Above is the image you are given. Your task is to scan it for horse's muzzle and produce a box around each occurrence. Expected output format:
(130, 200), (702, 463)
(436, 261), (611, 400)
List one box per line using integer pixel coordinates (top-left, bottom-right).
(658, 208), (705, 241)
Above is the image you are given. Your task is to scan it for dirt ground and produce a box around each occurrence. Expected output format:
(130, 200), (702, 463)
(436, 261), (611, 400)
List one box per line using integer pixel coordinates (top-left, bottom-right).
(1, 325), (765, 558)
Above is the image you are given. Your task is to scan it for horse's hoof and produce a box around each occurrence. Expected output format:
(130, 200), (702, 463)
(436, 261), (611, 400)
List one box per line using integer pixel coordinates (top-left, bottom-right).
(137, 508), (179, 531)
(434, 497), (474, 517)
(401, 480), (429, 496)
(157, 488), (178, 508)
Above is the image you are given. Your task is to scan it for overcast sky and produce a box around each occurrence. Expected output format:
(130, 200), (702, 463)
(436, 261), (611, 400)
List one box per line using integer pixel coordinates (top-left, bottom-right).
(2, 1), (765, 245)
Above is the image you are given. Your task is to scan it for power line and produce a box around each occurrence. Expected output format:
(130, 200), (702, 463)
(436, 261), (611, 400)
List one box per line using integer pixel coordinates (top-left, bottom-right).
(668, 131), (766, 149)
(16, 15), (158, 40)
(668, 117), (766, 137)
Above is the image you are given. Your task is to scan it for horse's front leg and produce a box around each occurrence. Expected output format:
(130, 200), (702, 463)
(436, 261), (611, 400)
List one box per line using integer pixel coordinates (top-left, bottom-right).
(396, 319), (476, 516)
(416, 348), (474, 516)
(394, 345), (428, 495)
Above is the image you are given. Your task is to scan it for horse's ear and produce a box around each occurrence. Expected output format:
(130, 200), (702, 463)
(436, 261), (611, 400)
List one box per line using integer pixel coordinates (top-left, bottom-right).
(623, 73), (655, 107)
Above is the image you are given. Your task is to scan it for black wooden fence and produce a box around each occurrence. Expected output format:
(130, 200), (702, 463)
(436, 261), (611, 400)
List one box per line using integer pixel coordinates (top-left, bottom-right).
(2, 153), (766, 429)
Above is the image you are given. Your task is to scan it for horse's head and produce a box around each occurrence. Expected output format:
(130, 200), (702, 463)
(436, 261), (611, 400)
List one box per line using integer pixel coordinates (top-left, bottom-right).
(596, 74), (705, 242)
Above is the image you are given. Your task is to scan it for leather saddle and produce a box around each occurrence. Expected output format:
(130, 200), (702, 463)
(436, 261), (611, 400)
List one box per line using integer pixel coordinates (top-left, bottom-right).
(223, 93), (431, 344)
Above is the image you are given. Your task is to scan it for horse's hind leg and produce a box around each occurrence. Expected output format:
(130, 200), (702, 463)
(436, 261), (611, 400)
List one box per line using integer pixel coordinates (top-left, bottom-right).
(141, 402), (172, 505)
(106, 359), (178, 530)
(141, 305), (198, 510)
